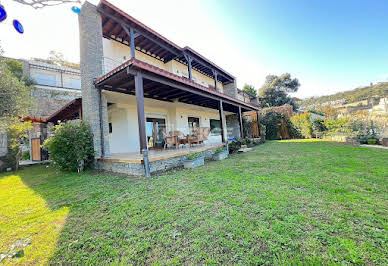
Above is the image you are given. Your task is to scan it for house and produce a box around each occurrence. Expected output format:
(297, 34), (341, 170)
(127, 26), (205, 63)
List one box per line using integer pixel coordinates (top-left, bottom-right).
(78, 0), (260, 176)
(20, 59), (81, 161)
(237, 89), (258, 104)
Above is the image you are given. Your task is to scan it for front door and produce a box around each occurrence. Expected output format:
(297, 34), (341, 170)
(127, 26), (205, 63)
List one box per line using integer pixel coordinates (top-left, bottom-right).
(146, 118), (166, 149)
(31, 138), (41, 161)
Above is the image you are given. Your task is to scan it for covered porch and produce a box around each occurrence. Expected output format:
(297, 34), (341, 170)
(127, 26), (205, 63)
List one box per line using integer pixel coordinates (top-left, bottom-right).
(94, 58), (259, 176)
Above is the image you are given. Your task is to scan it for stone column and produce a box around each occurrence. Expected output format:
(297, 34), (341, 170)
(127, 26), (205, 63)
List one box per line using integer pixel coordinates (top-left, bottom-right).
(223, 79), (238, 98)
(79, 1), (110, 158)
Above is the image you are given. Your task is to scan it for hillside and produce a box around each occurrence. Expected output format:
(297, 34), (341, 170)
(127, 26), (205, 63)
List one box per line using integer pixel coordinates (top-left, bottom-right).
(301, 82), (388, 107)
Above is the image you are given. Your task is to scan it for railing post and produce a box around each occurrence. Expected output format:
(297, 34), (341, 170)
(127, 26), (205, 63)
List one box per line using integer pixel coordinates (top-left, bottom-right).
(142, 148), (151, 178)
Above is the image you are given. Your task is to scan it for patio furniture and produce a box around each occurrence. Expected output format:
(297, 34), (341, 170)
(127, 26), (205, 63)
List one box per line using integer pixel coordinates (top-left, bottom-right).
(162, 131), (178, 149)
(188, 127), (211, 146)
(170, 131), (189, 147)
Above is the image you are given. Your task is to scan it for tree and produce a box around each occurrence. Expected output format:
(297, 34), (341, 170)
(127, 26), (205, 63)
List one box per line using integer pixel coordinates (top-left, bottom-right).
(12, 0), (80, 9)
(6, 121), (31, 170)
(258, 73), (300, 110)
(32, 50), (80, 69)
(0, 48), (32, 131)
(243, 84), (257, 96)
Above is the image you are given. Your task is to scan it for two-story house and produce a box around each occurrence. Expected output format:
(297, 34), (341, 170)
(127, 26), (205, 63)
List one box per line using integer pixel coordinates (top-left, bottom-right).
(78, 0), (260, 176)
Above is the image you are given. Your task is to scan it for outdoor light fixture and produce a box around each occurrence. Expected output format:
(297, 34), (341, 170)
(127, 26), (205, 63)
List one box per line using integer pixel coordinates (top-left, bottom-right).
(0, 4), (6, 22)
(13, 19), (24, 34)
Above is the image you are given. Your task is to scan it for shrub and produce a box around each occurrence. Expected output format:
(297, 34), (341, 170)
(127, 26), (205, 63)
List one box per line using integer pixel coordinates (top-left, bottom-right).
(290, 113), (313, 138)
(43, 121), (94, 172)
(324, 118), (352, 136)
(311, 119), (327, 138)
(185, 152), (203, 160)
(214, 147), (226, 154)
(367, 138), (377, 145)
(6, 121), (31, 170)
(228, 139), (242, 153)
(21, 150), (30, 161)
(260, 112), (283, 140)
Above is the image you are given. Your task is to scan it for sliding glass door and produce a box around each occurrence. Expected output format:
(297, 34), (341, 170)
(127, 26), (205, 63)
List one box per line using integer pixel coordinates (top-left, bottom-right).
(146, 117), (166, 149)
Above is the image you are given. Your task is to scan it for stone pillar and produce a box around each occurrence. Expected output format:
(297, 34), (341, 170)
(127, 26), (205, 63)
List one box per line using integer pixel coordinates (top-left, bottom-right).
(79, 1), (110, 158)
(223, 79), (238, 98)
(226, 114), (241, 139)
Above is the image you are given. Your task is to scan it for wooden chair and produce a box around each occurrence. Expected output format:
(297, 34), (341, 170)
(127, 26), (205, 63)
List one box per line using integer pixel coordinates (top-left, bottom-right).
(162, 131), (178, 149)
(170, 131), (188, 147)
(188, 127), (211, 146)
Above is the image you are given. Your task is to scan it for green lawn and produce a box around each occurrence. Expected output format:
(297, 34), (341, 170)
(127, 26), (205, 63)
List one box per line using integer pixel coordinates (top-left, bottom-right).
(1, 140), (387, 264)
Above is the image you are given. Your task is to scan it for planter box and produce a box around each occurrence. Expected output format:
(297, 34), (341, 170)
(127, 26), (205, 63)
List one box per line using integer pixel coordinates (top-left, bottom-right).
(183, 155), (205, 169)
(212, 150), (228, 161)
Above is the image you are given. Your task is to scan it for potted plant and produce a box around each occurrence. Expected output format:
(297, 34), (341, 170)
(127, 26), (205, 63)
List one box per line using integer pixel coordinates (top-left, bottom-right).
(183, 152), (204, 168)
(212, 147), (228, 161)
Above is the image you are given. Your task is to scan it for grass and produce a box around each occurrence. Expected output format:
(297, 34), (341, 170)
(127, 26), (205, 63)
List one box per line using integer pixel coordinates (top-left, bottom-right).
(1, 140), (387, 264)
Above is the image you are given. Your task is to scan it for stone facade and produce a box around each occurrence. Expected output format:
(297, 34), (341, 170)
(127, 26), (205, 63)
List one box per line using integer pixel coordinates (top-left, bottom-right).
(226, 114), (241, 139)
(223, 80), (238, 98)
(97, 148), (218, 176)
(79, 2), (110, 158)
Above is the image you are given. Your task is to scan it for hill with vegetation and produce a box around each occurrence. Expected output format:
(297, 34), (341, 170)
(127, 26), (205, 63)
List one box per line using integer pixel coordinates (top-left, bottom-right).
(301, 82), (388, 107)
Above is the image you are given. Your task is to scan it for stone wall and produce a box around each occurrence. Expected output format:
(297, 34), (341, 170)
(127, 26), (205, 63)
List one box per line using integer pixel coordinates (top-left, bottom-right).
(223, 80), (238, 98)
(226, 114), (241, 139)
(30, 88), (81, 118)
(97, 148), (218, 176)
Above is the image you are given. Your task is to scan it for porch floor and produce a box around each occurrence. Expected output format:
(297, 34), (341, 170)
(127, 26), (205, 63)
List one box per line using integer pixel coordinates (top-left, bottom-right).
(99, 143), (224, 164)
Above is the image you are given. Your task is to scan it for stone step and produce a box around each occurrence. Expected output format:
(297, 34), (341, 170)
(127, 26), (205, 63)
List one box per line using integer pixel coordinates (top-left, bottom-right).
(238, 147), (252, 153)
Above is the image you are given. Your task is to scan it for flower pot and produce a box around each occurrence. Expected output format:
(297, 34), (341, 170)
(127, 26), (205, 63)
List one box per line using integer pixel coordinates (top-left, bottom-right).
(183, 155), (205, 169)
(212, 150), (228, 161)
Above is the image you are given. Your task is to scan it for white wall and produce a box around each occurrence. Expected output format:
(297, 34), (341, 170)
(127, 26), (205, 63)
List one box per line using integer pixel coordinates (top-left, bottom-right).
(105, 91), (225, 154)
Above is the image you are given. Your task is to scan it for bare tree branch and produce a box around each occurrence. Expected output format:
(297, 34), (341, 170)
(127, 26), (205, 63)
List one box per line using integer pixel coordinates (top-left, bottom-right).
(13, 0), (80, 9)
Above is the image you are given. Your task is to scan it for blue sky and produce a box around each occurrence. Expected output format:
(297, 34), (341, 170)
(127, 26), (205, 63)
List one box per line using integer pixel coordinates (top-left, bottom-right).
(203, 0), (388, 97)
(1, 0), (387, 98)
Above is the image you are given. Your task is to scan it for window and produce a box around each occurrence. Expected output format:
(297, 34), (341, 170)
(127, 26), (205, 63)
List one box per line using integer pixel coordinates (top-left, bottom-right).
(210, 119), (221, 135)
(188, 117), (200, 134)
(109, 123), (112, 133)
(32, 72), (57, 86)
(63, 78), (81, 89)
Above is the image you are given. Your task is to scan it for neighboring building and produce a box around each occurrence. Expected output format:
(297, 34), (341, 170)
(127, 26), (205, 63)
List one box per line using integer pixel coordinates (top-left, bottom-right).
(370, 97), (388, 114)
(23, 60), (81, 118)
(77, 0), (260, 176)
(22, 60), (81, 161)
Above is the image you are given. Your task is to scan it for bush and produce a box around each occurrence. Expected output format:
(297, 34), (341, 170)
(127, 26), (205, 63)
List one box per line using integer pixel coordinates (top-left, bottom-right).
(367, 138), (377, 145)
(260, 112), (283, 140)
(21, 150), (30, 161)
(228, 139), (242, 153)
(290, 113), (313, 138)
(185, 152), (203, 160)
(324, 118), (351, 136)
(43, 121), (94, 172)
(214, 147), (226, 154)
(311, 119), (327, 138)
(6, 121), (31, 170)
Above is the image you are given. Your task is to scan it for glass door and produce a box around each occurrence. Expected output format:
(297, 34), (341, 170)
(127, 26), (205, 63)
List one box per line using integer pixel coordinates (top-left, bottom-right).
(146, 117), (166, 149)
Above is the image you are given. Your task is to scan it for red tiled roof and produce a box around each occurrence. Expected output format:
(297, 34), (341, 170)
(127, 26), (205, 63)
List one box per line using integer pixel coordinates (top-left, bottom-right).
(99, 0), (182, 52)
(95, 58), (259, 110)
(23, 116), (47, 123)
